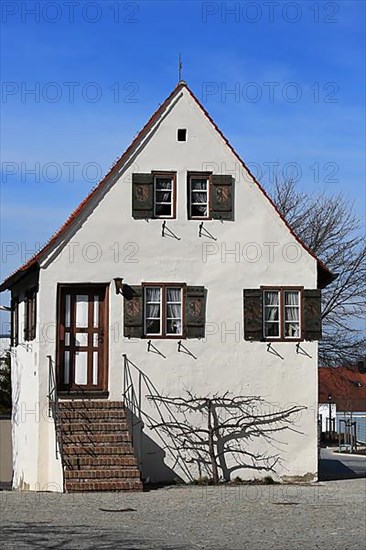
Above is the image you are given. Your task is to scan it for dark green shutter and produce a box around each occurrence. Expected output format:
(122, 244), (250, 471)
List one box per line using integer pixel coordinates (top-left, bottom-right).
(123, 285), (143, 338)
(244, 289), (263, 341)
(11, 296), (18, 347)
(185, 286), (206, 339)
(132, 173), (153, 219)
(211, 175), (234, 220)
(303, 289), (322, 341)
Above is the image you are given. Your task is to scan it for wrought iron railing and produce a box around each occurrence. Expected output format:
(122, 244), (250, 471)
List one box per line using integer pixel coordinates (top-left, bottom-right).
(47, 355), (64, 465)
(122, 354), (192, 480)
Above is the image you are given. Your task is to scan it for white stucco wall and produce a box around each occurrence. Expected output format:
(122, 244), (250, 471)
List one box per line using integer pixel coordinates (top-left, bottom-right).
(11, 87), (320, 488)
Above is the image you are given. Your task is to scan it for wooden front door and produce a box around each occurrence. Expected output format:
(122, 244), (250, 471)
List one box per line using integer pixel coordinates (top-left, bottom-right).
(57, 285), (108, 392)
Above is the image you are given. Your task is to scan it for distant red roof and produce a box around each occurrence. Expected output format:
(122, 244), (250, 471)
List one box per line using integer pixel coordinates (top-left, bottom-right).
(319, 367), (366, 412)
(0, 81), (334, 291)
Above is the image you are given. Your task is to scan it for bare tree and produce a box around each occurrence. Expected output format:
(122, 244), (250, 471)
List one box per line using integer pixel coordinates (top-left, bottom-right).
(147, 391), (306, 483)
(271, 180), (366, 366)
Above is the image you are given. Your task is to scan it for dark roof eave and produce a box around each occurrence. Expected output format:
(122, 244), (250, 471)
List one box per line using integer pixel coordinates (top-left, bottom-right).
(318, 263), (337, 289)
(0, 262), (39, 292)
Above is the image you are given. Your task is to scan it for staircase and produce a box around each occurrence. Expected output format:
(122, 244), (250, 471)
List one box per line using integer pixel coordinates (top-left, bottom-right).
(59, 400), (143, 492)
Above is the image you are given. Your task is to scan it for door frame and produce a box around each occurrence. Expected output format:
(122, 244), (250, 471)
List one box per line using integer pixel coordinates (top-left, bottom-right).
(56, 283), (109, 394)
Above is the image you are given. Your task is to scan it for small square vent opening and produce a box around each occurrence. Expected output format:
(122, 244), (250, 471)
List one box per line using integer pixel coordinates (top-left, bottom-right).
(177, 128), (187, 142)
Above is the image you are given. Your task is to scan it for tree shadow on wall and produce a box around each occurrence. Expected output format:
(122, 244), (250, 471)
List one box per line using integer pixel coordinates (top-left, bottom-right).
(122, 357), (306, 483)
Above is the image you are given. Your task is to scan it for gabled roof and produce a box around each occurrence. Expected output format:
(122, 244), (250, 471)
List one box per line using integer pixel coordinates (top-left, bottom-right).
(319, 367), (366, 412)
(0, 81), (334, 292)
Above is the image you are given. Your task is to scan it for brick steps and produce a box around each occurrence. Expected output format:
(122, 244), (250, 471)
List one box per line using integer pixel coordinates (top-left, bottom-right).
(59, 400), (142, 492)
(65, 480), (142, 492)
(65, 468), (140, 479)
(64, 456), (138, 468)
(62, 445), (134, 455)
(60, 410), (127, 421)
(61, 422), (128, 433)
(61, 433), (131, 445)
(60, 400), (124, 409)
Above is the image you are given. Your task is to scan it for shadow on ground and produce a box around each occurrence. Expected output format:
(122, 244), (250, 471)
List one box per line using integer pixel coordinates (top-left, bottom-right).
(1, 522), (190, 550)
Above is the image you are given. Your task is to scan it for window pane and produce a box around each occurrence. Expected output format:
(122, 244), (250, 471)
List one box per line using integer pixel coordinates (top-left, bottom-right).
(93, 295), (99, 328)
(167, 304), (181, 318)
(264, 291), (279, 306)
(285, 291), (299, 306)
(285, 307), (299, 322)
(65, 294), (71, 328)
(166, 288), (181, 302)
(75, 332), (88, 347)
(64, 351), (70, 384)
(146, 288), (160, 302)
(93, 351), (98, 385)
(146, 319), (161, 334)
(167, 319), (182, 335)
(191, 179), (207, 191)
(155, 178), (172, 190)
(155, 191), (171, 203)
(265, 323), (280, 337)
(265, 306), (279, 321)
(74, 351), (88, 385)
(191, 204), (208, 217)
(285, 323), (300, 338)
(155, 203), (172, 216)
(75, 295), (88, 328)
(146, 304), (160, 318)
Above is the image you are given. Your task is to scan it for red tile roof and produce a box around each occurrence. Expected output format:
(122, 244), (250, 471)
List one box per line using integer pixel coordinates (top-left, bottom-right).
(319, 367), (366, 412)
(0, 81), (334, 291)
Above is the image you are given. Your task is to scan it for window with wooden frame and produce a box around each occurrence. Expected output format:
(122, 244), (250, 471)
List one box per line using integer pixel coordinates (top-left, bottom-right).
(154, 173), (176, 218)
(244, 288), (321, 342)
(263, 288), (301, 340)
(132, 172), (176, 219)
(124, 284), (207, 339)
(188, 173), (210, 219)
(24, 287), (37, 341)
(187, 172), (234, 221)
(11, 296), (19, 347)
(144, 284), (184, 337)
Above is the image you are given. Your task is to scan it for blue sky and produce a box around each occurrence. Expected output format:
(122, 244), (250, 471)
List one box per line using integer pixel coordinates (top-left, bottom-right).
(1, 0), (365, 310)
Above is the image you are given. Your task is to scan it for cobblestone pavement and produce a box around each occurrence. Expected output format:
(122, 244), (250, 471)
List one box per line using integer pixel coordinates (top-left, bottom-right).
(1, 479), (365, 549)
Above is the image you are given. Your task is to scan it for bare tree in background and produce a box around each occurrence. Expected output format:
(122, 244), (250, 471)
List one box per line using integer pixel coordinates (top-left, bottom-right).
(147, 392), (305, 483)
(271, 180), (366, 366)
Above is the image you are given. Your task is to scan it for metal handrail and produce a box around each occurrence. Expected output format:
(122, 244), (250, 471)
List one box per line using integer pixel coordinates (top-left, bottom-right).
(47, 355), (64, 467)
(122, 354), (193, 480)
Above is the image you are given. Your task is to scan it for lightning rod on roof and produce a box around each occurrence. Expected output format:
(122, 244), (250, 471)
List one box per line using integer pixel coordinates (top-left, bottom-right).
(178, 53), (182, 82)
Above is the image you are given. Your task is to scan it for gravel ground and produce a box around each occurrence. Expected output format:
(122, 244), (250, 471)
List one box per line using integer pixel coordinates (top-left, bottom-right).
(1, 479), (365, 549)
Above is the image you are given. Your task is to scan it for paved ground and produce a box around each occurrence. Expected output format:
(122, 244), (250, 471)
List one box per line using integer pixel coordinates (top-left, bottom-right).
(319, 447), (366, 480)
(1, 478), (365, 549)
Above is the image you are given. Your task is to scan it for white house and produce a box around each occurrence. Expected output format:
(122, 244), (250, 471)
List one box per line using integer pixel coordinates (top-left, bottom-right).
(1, 81), (334, 492)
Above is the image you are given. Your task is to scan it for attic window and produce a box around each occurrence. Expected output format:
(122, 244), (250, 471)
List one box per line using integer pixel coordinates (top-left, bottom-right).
(177, 129), (187, 142)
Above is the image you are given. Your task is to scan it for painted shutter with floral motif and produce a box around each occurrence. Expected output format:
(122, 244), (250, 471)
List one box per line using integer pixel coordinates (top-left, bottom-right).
(132, 173), (154, 219)
(185, 286), (206, 339)
(123, 285), (143, 338)
(210, 175), (234, 220)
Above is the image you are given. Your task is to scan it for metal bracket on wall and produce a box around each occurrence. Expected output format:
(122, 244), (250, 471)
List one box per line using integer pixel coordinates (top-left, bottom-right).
(199, 222), (217, 241)
(177, 340), (197, 360)
(162, 221), (181, 240)
(147, 340), (166, 359)
(266, 342), (284, 360)
(296, 343), (312, 358)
